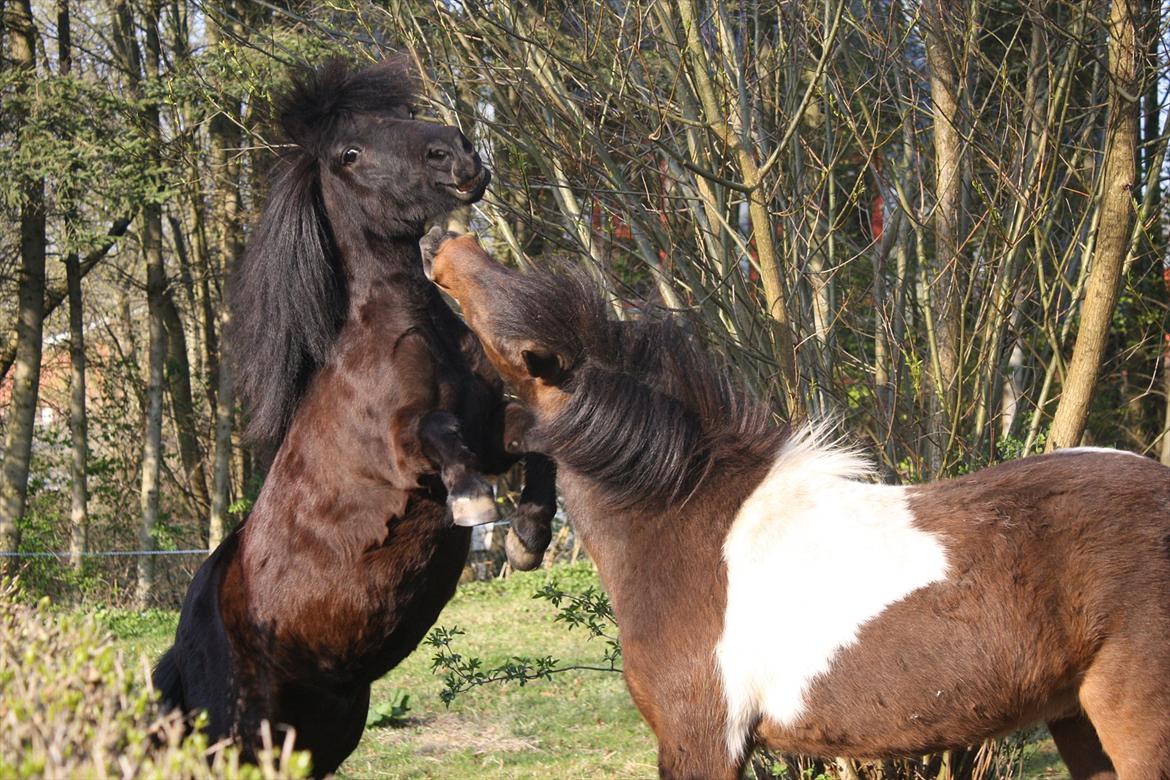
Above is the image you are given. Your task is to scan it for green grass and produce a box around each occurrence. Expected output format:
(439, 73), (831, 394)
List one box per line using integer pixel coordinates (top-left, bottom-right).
(110, 564), (657, 778)
(107, 563), (1067, 779)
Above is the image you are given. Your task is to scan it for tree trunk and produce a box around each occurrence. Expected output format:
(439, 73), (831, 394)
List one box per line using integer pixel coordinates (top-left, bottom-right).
(138, 207), (166, 606)
(922, 0), (969, 472)
(162, 292), (210, 520)
(674, 0), (798, 412)
(209, 330), (234, 550)
(132, 0), (166, 606)
(66, 250), (89, 567)
(1047, 0), (1140, 450)
(206, 6), (244, 549)
(0, 0), (46, 563)
(58, 0), (89, 569)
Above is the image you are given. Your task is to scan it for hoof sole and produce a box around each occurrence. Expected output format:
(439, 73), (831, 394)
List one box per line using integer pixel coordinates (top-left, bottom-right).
(450, 493), (499, 527)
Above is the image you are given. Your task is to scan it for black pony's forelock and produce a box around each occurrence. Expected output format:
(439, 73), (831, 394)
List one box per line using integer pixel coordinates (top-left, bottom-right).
(490, 269), (783, 510)
(278, 56), (418, 155)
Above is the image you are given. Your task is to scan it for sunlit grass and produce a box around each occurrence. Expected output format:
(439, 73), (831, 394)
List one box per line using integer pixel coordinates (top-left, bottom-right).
(108, 563), (1066, 779)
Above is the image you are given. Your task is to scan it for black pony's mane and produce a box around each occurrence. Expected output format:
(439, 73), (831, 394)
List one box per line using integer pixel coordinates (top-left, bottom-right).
(492, 271), (785, 509)
(228, 57), (416, 450)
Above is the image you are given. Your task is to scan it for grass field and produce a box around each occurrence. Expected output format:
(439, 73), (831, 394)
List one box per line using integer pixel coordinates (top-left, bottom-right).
(107, 563), (1069, 779)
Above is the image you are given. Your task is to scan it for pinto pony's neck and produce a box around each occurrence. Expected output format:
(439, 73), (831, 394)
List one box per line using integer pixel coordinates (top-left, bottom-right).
(478, 269), (785, 510)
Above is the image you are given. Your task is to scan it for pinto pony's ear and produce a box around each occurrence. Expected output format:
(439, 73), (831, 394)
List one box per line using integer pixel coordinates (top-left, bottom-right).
(227, 154), (345, 450)
(521, 347), (568, 385)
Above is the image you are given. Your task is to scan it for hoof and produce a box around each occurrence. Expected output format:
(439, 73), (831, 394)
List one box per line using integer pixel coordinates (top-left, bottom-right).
(420, 226), (459, 281)
(505, 527), (544, 571)
(449, 485), (499, 527)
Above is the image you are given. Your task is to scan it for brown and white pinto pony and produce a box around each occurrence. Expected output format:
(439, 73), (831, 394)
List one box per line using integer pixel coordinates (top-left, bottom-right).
(421, 231), (1170, 780)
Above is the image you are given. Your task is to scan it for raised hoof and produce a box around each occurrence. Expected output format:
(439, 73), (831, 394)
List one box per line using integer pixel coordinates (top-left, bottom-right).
(420, 226), (459, 281)
(449, 482), (499, 527)
(505, 527), (545, 571)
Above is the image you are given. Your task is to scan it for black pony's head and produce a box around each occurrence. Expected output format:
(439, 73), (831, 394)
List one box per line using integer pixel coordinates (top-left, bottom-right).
(229, 56), (490, 450)
(282, 57), (490, 241)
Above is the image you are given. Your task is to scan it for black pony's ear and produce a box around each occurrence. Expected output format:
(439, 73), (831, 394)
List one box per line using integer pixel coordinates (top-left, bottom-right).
(227, 154), (345, 449)
(522, 347), (568, 385)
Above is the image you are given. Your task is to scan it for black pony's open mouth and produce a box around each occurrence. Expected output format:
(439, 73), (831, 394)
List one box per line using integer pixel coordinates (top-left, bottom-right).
(447, 167), (491, 202)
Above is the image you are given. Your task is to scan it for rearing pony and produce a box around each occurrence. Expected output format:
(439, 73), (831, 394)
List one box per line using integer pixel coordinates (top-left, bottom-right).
(423, 232), (1170, 780)
(153, 60), (555, 776)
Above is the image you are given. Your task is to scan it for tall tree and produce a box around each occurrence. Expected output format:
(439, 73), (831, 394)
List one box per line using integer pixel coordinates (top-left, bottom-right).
(138, 0), (167, 606)
(109, 0), (167, 604)
(1047, 0), (1141, 450)
(0, 0), (46, 564)
(921, 0), (970, 472)
(59, 0), (89, 568)
(205, 2), (245, 550)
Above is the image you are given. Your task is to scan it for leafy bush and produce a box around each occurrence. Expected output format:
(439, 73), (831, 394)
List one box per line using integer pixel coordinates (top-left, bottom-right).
(0, 581), (310, 779)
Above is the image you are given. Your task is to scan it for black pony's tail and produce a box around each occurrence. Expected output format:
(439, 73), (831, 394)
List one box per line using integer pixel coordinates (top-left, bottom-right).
(152, 647), (185, 714)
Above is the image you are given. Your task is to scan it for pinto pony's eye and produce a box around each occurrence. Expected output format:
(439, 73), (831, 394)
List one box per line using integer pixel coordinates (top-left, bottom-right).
(341, 148), (360, 166)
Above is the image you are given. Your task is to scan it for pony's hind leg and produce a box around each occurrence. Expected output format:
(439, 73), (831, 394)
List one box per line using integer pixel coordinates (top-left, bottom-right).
(419, 410), (499, 527)
(1077, 641), (1170, 780)
(1048, 714), (1116, 780)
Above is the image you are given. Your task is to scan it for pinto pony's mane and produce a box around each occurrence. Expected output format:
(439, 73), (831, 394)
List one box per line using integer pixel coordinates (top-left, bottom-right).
(493, 270), (786, 509)
(228, 58), (417, 449)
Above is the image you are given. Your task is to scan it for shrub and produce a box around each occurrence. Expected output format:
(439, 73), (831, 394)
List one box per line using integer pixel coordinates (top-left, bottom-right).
(0, 581), (310, 779)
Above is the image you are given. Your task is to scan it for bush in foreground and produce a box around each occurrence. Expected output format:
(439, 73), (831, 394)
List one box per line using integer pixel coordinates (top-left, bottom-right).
(0, 581), (310, 779)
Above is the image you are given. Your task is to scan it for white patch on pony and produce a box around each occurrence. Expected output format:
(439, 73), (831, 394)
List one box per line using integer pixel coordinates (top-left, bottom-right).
(716, 425), (950, 761)
(1051, 446), (1145, 458)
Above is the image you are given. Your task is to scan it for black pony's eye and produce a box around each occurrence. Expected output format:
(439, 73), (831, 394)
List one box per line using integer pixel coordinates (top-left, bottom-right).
(341, 148), (360, 166)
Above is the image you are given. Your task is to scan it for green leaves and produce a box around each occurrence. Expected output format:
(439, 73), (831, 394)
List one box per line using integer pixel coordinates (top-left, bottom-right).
(364, 689), (411, 728)
(0, 70), (155, 249)
(425, 572), (621, 707)
(0, 580), (310, 778)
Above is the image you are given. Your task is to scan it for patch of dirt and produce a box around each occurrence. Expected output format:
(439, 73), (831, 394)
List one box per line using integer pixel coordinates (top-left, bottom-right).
(370, 714), (539, 756)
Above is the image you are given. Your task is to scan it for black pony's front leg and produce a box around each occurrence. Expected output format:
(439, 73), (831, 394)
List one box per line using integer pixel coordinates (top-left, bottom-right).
(419, 410), (500, 527)
(505, 453), (557, 571)
(500, 402), (557, 571)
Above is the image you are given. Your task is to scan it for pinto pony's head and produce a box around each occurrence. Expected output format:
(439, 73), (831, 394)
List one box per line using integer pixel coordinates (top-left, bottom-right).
(230, 57), (490, 450)
(422, 232), (782, 509)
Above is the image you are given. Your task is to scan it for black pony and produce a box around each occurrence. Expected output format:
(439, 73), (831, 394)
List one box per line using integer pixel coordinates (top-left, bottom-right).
(153, 58), (556, 776)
